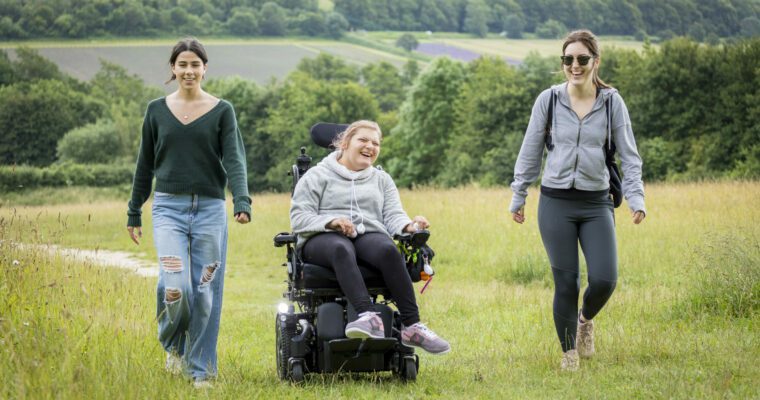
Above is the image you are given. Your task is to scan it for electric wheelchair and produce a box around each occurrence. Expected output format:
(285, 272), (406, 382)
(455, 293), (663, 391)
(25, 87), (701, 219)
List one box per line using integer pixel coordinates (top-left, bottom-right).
(272, 123), (433, 383)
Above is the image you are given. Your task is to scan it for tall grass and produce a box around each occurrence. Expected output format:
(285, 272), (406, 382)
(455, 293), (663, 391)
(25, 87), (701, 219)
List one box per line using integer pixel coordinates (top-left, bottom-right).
(1, 181), (758, 398)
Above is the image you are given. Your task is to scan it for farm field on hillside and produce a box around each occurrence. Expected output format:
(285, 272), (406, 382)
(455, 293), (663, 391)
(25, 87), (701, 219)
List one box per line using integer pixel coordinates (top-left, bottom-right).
(1, 182), (758, 398)
(2, 39), (412, 89)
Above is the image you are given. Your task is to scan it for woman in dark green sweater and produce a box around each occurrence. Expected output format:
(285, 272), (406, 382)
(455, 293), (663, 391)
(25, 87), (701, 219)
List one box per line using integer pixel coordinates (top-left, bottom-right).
(126, 38), (251, 389)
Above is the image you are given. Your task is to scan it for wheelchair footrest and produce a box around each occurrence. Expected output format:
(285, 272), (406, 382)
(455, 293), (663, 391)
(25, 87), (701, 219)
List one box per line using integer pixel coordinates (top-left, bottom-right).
(327, 338), (397, 353)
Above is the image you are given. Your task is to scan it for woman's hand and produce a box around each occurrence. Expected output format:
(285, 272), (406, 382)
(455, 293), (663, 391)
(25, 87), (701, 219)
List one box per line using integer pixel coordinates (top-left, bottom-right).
(512, 207), (525, 224)
(127, 226), (142, 245)
(632, 210), (645, 224)
(235, 212), (250, 224)
(405, 215), (429, 233)
(326, 217), (356, 237)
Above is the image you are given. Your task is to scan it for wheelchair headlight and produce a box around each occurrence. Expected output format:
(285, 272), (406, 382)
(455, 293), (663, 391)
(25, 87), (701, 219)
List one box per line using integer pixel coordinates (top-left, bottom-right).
(277, 302), (290, 314)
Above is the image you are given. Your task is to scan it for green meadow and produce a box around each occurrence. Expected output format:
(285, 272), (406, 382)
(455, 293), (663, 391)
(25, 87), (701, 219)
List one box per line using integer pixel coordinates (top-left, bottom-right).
(1, 181), (757, 398)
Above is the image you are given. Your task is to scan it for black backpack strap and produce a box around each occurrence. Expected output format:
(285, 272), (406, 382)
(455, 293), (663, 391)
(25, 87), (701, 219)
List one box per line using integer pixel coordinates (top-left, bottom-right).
(605, 94), (616, 158)
(544, 89), (556, 151)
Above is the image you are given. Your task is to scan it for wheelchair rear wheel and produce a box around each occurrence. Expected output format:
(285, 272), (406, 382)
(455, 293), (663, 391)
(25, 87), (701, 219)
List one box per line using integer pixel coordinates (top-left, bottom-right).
(275, 313), (296, 380)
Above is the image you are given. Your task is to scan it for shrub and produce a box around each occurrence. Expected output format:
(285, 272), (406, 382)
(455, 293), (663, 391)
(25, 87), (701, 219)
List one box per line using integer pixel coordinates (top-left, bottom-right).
(57, 120), (122, 164)
(0, 163), (134, 192)
(535, 19), (566, 39)
(395, 33), (419, 52)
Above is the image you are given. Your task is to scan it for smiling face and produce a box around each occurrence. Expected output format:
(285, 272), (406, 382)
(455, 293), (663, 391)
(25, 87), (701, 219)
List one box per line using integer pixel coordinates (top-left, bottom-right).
(563, 41), (599, 89)
(339, 127), (381, 171)
(171, 51), (206, 90)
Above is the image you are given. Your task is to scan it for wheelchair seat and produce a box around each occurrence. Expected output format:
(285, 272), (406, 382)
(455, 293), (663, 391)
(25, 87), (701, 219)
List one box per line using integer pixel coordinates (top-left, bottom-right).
(300, 262), (386, 289)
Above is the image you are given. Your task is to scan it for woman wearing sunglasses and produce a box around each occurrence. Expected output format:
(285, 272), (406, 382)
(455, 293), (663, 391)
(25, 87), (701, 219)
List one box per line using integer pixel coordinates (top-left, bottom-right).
(509, 30), (646, 371)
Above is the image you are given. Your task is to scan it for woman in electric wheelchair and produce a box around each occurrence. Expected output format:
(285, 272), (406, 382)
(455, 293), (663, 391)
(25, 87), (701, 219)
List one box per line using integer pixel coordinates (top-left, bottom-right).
(289, 120), (450, 355)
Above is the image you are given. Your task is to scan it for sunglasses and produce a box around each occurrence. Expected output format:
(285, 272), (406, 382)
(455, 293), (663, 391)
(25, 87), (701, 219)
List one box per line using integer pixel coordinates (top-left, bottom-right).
(560, 55), (594, 66)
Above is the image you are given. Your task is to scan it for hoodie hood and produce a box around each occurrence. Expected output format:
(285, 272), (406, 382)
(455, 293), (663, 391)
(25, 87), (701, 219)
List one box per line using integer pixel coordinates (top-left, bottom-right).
(320, 151), (376, 181)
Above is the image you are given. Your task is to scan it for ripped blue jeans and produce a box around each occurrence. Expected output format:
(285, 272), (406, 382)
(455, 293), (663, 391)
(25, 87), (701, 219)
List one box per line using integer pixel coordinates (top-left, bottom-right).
(152, 192), (227, 380)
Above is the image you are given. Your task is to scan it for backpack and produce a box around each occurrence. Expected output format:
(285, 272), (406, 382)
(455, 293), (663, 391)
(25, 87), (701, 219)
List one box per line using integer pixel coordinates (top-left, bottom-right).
(544, 89), (623, 208)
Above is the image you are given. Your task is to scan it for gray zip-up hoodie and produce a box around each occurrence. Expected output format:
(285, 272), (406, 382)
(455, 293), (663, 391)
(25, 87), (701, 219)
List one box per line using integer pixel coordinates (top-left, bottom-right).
(510, 83), (646, 213)
(290, 151), (412, 250)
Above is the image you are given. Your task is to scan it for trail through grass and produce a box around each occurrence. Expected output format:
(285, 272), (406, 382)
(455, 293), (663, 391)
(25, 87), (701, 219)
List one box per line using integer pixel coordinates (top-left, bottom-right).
(1, 182), (758, 398)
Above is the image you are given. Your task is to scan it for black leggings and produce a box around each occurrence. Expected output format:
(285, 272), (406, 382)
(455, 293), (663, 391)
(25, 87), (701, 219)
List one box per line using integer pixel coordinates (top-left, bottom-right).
(301, 232), (420, 326)
(538, 194), (618, 352)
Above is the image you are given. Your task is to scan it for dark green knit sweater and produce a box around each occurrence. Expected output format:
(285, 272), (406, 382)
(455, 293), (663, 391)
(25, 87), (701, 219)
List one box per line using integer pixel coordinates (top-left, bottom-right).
(127, 97), (251, 227)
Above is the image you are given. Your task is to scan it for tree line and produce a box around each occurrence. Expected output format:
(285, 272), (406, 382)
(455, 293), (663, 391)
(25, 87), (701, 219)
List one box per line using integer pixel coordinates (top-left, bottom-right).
(1, 0), (759, 41)
(336, 0), (760, 40)
(0, 37), (758, 193)
(0, 0), (348, 39)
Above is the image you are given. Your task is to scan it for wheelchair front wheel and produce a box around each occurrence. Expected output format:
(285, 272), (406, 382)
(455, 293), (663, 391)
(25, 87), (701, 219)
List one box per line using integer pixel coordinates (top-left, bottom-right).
(401, 357), (417, 382)
(290, 361), (305, 383)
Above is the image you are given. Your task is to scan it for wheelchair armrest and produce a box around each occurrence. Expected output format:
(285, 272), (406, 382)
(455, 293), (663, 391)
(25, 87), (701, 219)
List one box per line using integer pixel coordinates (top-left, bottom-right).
(394, 229), (430, 248)
(274, 232), (296, 247)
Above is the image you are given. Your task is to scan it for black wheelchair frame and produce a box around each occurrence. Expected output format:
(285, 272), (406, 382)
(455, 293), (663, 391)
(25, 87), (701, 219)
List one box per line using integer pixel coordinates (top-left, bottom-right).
(272, 123), (429, 383)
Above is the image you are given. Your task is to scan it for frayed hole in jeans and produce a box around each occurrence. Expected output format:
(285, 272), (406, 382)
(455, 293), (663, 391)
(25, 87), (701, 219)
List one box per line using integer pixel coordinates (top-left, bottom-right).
(200, 261), (220, 286)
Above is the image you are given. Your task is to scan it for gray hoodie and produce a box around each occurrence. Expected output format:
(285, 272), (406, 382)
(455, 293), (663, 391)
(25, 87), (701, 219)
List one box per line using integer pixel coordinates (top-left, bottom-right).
(290, 151), (412, 250)
(510, 83), (646, 213)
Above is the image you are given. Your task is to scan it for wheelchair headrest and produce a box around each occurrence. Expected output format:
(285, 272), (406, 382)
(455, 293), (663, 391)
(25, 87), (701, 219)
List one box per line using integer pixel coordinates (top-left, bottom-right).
(310, 122), (349, 149)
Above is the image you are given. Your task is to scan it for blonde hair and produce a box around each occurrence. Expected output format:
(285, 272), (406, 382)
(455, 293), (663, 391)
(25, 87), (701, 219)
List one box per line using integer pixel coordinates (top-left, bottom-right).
(562, 29), (610, 89)
(332, 120), (382, 150)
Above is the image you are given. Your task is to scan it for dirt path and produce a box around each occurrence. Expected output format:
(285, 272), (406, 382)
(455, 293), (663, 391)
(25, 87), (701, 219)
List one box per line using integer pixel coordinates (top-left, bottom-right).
(56, 246), (158, 277)
(33, 244), (158, 277)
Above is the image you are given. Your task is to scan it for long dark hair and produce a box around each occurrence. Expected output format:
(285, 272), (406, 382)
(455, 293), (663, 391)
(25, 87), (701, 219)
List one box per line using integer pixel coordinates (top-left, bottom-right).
(166, 37), (208, 83)
(562, 30), (610, 89)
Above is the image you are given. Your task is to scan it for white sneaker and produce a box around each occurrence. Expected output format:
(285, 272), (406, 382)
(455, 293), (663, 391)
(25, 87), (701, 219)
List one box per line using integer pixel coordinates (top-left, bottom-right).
(193, 379), (214, 389)
(577, 318), (595, 358)
(165, 353), (182, 375)
(561, 349), (579, 371)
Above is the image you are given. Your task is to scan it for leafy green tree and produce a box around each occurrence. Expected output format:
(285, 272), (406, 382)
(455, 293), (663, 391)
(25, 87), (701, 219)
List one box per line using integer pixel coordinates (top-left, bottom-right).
(504, 14), (524, 38)
(12, 46), (66, 83)
(89, 60), (163, 156)
(535, 19), (566, 39)
(383, 57), (466, 187)
(107, 1), (149, 36)
(487, 0), (522, 33)
(333, 0), (376, 29)
(19, 2), (55, 36)
(464, 0), (489, 37)
(294, 11), (326, 36)
(261, 72), (379, 190)
(205, 76), (276, 191)
(324, 11), (349, 39)
(225, 8), (259, 36)
(395, 33), (419, 51)
(442, 57), (530, 186)
(259, 2), (287, 36)
(362, 62), (405, 112)
(0, 50), (14, 86)
(295, 53), (359, 82)
(401, 60), (420, 86)
(0, 16), (25, 39)
(0, 80), (101, 166)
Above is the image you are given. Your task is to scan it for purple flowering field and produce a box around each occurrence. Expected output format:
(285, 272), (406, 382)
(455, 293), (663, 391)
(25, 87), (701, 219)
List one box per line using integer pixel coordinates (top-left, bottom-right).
(416, 42), (482, 61)
(416, 42), (521, 65)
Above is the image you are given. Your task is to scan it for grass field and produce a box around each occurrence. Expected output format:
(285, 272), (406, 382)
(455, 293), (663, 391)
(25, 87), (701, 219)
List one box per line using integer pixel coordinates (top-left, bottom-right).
(1, 182), (758, 398)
